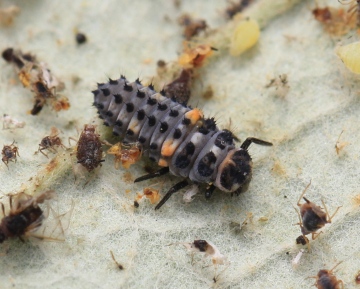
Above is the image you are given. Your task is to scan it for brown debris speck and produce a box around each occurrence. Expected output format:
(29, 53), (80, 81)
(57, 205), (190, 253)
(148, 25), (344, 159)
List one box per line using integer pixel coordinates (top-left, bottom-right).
(178, 14), (207, 40)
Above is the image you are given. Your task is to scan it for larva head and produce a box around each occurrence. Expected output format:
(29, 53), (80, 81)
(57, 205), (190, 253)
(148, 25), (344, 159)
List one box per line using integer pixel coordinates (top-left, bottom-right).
(214, 148), (252, 193)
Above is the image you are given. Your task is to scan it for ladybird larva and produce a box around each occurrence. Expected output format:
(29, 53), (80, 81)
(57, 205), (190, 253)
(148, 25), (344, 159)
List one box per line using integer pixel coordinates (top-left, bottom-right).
(93, 76), (272, 209)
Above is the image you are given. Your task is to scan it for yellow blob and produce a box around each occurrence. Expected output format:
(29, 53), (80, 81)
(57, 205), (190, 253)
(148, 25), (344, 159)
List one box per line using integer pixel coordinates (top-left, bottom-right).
(336, 41), (360, 74)
(158, 158), (168, 167)
(230, 19), (260, 56)
(185, 108), (203, 125)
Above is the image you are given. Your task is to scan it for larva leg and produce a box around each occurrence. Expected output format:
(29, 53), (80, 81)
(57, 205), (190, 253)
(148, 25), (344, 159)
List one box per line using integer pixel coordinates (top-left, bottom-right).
(155, 179), (190, 210)
(134, 167), (169, 183)
(205, 184), (216, 199)
(240, 137), (273, 150)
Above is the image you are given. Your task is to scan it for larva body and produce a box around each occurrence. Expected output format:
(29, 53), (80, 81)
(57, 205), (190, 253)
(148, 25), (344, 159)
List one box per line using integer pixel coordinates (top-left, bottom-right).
(93, 76), (272, 209)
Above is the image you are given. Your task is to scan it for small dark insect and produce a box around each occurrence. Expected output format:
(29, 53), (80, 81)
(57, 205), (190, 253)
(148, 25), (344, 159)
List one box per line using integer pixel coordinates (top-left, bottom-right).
(164, 69), (192, 104)
(177, 14), (207, 40)
(310, 262), (344, 289)
(225, 0), (255, 19)
(2, 47), (69, 115)
(110, 250), (124, 270)
(134, 200), (139, 208)
(180, 239), (227, 265)
(2, 141), (19, 169)
(75, 32), (87, 45)
(294, 181), (341, 247)
(37, 127), (66, 158)
(74, 124), (104, 172)
(0, 190), (54, 243)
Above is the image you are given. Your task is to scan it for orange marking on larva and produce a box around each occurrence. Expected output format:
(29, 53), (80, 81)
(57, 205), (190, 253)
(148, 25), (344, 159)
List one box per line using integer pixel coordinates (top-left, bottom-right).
(161, 140), (176, 157)
(185, 108), (203, 125)
(129, 121), (140, 132)
(158, 158), (168, 167)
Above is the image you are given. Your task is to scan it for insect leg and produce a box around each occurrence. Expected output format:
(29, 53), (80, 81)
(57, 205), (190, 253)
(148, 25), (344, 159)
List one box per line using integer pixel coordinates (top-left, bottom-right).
(155, 179), (189, 210)
(134, 167), (169, 183)
(240, 137), (273, 150)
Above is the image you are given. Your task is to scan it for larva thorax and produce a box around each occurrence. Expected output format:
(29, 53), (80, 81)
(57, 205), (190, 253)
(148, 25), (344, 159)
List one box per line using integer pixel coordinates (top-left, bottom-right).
(92, 76), (255, 193)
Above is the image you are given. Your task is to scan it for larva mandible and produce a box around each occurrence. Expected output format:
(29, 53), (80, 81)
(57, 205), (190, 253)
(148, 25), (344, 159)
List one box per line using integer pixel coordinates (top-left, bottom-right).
(92, 76), (272, 210)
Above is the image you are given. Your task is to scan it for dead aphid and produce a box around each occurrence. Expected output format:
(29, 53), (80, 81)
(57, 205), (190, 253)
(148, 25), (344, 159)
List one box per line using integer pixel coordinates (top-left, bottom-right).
(164, 69), (192, 104)
(2, 141), (19, 169)
(0, 5), (20, 26)
(73, 124), (104, 172)
(75, 32), (87, 45)
(0, 191), (54, 243)
(2, 48), (35, 70)
(2, 114), (25, 130)
(179, 240), (228, 265)
(294, 181), (342, 248)
(265, 74), (290, 98)
(37, 127), (66, 158)
(110, 250), (124, 270)
(177, 14), (207, 40)
(135, 187), (161, 205)
(296, 235), (309, 246)
(310, 262), (344, 289)
(335, 130), (349, 155)
(225, 0), (255, 19)
(355, 271), (360, 284)
(178, 42), (216, 69)
(2, 48), (69, 115)
(312, 5), (356, 36)
(107, 142), (141, 169)
(291, 249), (305, 268)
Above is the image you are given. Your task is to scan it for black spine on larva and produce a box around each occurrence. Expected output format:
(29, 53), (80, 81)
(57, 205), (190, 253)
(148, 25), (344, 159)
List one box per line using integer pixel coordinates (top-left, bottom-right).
(93, 77), (248, 189)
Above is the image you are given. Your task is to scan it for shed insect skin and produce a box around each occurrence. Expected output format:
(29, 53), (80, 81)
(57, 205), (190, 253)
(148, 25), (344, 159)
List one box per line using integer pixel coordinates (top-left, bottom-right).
(294, 181), (342, 248)
(2, 141), (19, 169)
(0, 191), (54, 243)
(309, 262), (344, 289)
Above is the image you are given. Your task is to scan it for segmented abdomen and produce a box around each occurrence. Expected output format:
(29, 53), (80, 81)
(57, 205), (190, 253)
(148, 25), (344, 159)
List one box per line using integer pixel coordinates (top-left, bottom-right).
(93, 76), (236, 184)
